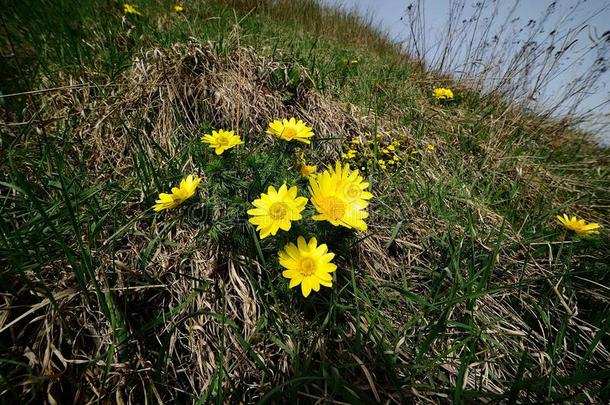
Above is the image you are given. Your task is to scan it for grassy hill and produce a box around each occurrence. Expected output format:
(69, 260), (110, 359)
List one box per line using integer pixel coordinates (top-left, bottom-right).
(1, 0), (609, 403)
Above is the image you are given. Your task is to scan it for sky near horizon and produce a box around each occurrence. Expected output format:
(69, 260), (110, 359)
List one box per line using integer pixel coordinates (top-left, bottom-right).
(320, 0), (610, 144)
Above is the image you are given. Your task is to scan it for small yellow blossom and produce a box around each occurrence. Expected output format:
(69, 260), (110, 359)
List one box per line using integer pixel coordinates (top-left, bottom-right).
(297, 162), (317, 177)
(342, 149), (357, 159)
(433, 87), (454, 100)
(297, 152), (317, 177)
(123, 3), (142, 16)
(351, 138), (361, 145)
(267, 118), (314, 144)
(350, 59), (359, 64)
(201, 130), (244, 155)
(556, 214), (601, 236)
(387, 144), (396, 151)
(174, 5), (184, 12)
(154, 175), (200, 211)
(426, 143), (435, 151)
(279, 236), (337, 298)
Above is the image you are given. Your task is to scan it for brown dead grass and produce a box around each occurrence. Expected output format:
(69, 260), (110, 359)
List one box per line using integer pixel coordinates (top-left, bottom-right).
(31, 41), (363, 182)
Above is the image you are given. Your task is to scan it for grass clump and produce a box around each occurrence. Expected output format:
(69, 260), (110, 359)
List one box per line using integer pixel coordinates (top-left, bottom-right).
(1, 0), (609, 403)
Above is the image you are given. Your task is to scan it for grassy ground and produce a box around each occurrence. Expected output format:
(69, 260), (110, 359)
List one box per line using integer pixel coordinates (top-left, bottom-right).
(1, 0), (609, 403)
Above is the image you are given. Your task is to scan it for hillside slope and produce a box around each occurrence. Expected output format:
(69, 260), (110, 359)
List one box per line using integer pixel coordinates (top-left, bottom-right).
(1, 0), (609, 403)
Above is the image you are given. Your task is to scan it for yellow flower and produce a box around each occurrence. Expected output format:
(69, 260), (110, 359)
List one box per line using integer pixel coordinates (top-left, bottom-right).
(123, 3), (142, 16)
(309, 162), (370, 231)
(342, 149), (357, 159)
(556, 214), (601, 236)
(387, 144), (396, 151)
(154, 175), (201, 211)
(248, 184), (308, 239)
(297, 153), (317, 177)
(350, 138), (361, 145)
(266, 118), (314, 144)
(426, 143), (435, 151)
(433, 87), (454, 100)
(279, 236), (337, 298)
(201, 130), (244, 155)
(350, 59), (359, 64)
(298, 163), (317, 177)
(174, 5), (184, 12)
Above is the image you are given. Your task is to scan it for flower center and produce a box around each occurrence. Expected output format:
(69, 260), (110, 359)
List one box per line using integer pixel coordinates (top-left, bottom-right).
(321, 196), (346, 221)
(346, 184), (361, 199)
(282, 127), (297, 139)
(269, 202), (288, 220)
(299, 257), (317, 276)
(217, 135), (230, 146)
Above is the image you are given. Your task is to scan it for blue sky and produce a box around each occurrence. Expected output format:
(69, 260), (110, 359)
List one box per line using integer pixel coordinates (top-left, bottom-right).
(320, 0), (610, 144)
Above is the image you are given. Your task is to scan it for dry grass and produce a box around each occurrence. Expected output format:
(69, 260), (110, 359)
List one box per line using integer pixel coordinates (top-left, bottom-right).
(32, 42), (363, 180)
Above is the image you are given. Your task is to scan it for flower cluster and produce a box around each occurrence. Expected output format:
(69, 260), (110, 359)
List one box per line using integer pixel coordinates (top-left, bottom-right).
(152, 117), (374, 298)
(150, 109), (603, 301)
(248, 160), (372, 297)
(122, 3), (185, 16)
(433, 87), (454, 101)
(123, 3), (142, 16)
(341, 133), (405, 171)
